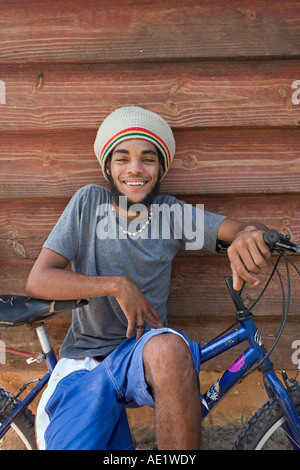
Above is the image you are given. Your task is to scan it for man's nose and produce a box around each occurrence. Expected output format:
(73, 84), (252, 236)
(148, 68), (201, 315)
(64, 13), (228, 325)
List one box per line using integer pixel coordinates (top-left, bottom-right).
(127, 158), (143, 174)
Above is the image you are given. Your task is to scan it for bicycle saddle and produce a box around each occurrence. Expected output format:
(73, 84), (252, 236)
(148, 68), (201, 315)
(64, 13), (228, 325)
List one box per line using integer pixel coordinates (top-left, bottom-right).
(0, 296), (88, 327)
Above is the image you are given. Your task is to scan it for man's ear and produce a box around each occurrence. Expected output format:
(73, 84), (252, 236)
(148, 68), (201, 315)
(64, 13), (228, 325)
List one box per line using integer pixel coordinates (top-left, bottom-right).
(105, 152), (113, 176)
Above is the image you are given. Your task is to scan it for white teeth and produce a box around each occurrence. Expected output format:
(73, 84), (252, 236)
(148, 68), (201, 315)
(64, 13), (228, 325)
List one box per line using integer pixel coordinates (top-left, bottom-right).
(126, 181), (146, 186)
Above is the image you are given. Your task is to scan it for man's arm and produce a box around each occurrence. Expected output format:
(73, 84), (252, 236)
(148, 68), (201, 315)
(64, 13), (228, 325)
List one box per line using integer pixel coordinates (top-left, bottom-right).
(26, 248), (163, 339)
(217, 218), (271, 291)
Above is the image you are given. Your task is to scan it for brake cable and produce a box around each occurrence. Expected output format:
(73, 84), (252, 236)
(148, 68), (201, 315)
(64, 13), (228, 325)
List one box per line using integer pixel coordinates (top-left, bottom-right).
(208, 238), (299, 378)
(248, 254), (283, 311)
(206, 254), (282, 347)
(240, 251), (295, 382)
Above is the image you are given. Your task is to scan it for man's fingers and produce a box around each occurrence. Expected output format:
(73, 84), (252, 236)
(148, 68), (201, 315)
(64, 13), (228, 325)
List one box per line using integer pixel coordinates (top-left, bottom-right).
(126, 314), (146, 339)
(126, 317), (137, 338)
(144, 306), (164, 329)
(256, 235), (271, 261)
(135, 326), (145, 340)
(232, 268), (244, 292)
(126, 307), (163, 341)
(117, 278), (163, 339)
(227, 227), (272, 290)
(245, 233), (270, 268)
(231, 258), (260, 291)
(229, 238), (267, 273)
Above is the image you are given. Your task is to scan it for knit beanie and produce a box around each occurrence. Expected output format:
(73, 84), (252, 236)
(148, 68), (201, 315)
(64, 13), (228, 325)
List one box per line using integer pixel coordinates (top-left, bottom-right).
(94, 106), (176, 181)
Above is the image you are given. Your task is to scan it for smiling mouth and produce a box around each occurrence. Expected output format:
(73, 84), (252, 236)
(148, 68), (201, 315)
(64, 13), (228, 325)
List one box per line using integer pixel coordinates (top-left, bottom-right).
(123, 181), (148, 187)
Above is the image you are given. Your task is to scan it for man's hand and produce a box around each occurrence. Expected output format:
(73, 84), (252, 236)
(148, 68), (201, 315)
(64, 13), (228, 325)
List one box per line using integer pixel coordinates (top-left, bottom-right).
(26, 249), (163, 341)
(115, 278), (164, 340)
(227, 225), (271, 291)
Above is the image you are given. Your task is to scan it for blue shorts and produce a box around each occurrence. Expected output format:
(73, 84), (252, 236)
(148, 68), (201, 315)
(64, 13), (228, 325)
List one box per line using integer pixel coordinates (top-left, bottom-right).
(35, 328), (201, 450)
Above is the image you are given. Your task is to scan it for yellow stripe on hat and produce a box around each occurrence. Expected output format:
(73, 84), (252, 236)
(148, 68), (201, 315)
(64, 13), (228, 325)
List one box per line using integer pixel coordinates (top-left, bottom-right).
(100, 127), (171, 171)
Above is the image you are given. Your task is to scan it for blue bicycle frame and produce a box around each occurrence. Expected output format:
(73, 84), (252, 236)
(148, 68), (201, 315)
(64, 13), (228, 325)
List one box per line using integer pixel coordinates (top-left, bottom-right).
(0, 325), (57, 441)
(0, 276), (300, 448)
(200, 277), (300, 448)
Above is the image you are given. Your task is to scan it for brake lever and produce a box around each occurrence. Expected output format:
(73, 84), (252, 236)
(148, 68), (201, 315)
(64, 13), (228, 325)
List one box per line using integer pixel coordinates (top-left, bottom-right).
(275, 234), (300, 254)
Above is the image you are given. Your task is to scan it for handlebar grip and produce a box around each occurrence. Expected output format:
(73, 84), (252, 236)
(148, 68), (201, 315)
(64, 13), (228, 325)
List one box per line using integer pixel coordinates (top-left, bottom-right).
(263, 229), (279, 246)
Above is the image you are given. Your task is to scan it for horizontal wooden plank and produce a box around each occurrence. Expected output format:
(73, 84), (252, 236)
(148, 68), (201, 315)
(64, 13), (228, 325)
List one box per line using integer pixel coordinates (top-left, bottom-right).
(0, 315), (298, 371)
(0, 61), (300, 132)
(0, 254), (299, 317)
(0, 131), (101, 199)
(1, 0), (300, 63)
(0, 198), (67, 260)
(1, 193), (300, 261)
(0, 260), (33, 295)
(1, 128), (300, 199)
(168, 255), (300, 318)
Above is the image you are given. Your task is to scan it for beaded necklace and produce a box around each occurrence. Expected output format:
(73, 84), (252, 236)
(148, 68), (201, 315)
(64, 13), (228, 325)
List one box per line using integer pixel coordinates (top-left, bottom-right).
(111, 204), (152, 237)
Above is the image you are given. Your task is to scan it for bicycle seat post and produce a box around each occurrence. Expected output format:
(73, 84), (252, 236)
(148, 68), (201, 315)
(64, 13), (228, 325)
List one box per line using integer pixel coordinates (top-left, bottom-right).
(34, 323), (57, 372)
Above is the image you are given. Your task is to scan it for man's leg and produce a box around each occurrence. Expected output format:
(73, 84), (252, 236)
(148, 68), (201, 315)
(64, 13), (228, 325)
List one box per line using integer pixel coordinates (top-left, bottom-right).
(36, 357), (134, 450)
(143, 333), (202, 450)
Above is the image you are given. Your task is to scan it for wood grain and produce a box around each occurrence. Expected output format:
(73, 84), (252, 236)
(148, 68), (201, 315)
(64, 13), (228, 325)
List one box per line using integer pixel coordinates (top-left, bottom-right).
(1, 128), (300, 199)
(169, 255), (300, 317)
(0, 61), (299, 132)
(0, 254), (299, 317)
(1, 0), (300, 63)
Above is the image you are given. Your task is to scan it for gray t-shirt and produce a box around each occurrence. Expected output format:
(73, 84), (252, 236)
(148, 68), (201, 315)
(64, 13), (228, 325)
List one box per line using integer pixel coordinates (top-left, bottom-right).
(43, 184), (226, 358)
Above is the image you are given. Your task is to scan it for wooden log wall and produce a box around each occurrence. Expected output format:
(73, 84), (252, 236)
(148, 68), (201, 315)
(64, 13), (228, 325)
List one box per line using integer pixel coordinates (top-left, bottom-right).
(0, 0), (300, 373)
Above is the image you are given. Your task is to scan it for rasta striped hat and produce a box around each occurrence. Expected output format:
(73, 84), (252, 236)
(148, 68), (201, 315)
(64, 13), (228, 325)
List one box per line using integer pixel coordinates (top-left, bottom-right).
(94, 106), (176, 181)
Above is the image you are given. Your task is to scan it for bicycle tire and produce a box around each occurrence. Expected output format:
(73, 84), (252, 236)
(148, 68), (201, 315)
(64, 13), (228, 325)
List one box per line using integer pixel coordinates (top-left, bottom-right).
(233, 383), (300, 450)
(0, 387), (37, 450)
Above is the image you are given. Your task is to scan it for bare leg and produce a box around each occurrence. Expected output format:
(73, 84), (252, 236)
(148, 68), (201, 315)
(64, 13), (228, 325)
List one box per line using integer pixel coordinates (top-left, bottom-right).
(143, 333), (202, 450)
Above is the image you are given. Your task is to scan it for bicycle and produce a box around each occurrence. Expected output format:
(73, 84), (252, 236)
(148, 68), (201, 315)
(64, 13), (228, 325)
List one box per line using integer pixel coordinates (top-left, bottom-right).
(0, 229), (299, 450)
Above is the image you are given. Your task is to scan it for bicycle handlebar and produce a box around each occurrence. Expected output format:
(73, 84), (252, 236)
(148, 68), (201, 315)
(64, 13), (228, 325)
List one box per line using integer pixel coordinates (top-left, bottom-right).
(263, 229), (300, 253)
(263, 229), (279, 245)
(217, 229), (300, 254)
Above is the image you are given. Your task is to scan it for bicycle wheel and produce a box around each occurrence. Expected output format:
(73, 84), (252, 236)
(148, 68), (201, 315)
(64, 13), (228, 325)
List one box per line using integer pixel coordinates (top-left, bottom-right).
(233, 383), (300, 450)
(0, 387), (37, 450)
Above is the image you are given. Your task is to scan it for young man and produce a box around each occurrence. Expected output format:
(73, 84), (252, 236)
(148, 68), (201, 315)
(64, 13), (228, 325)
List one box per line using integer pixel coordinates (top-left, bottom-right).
(27, 106), (270, 450)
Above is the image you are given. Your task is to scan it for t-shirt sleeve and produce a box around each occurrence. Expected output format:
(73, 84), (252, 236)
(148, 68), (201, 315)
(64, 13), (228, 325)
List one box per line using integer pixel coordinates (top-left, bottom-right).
(203, 210), (226, 251)
(171, 198), (226, 252)
(43, 188), (84, 262)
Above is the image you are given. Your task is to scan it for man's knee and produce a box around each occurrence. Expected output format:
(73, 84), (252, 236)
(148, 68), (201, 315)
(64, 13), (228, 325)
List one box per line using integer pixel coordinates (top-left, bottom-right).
(143, 333), (196, 388)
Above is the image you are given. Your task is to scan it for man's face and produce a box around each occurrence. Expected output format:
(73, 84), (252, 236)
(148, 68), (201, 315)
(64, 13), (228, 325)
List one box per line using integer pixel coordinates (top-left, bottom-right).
(106, 139), (163, 210)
